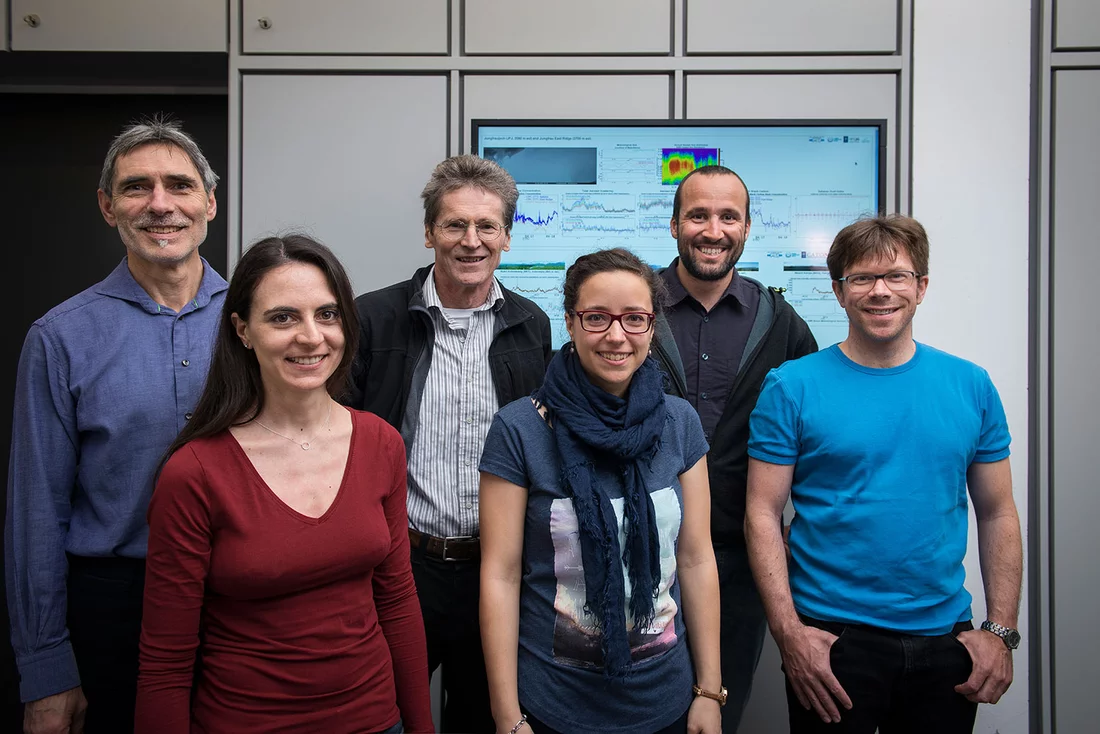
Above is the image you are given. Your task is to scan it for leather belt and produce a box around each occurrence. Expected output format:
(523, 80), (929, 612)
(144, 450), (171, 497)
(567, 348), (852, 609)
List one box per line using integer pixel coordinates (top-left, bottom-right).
(408, 528), (480, 562)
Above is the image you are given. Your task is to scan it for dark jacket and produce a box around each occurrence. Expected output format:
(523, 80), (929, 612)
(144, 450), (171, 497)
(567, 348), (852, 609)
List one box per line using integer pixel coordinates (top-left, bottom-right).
(345, 265), (553, 442)
(651, 276), (817, 547)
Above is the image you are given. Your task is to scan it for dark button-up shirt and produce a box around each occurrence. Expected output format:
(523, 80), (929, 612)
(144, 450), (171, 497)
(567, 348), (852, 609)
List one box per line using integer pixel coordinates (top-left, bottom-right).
(6, 258), (227, 701)
(661, 259), (760, 439)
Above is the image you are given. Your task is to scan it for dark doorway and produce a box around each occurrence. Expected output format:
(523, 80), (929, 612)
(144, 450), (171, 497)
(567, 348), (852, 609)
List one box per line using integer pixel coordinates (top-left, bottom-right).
(1, 91), (228, 727)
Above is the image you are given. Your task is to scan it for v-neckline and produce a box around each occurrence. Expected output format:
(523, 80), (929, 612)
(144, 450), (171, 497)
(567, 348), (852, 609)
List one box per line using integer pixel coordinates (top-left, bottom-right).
(227, 407), (356, 524)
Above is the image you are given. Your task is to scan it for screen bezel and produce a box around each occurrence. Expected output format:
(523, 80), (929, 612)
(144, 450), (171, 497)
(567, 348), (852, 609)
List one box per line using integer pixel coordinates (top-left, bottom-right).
(471, 118), (888, 213)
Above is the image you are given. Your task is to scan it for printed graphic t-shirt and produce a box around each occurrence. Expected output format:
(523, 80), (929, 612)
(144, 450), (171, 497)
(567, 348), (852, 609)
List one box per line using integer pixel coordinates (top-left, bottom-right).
(480, 395), (708, 734)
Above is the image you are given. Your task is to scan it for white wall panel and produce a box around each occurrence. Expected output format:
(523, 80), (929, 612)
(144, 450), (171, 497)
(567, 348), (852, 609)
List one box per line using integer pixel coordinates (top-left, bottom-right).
(11, 0), (226, 52)
(1055, 0), (1100, 48)
(464, 0), (670, 55)
(912, 2), (1031, 731)
(242, 0), (448, 54)
(241, 75), (448, 294)
(687, 0), (897, 54)
(686, 73), (897, 209)
(463, 74), (671, 148)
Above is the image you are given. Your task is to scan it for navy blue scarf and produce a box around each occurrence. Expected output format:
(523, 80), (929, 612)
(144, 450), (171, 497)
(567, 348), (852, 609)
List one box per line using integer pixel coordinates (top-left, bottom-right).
(536, 345), (668, 676)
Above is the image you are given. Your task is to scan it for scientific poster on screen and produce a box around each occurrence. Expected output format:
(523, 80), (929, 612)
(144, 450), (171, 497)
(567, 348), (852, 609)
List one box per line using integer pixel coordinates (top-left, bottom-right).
(475, 122), (883, 349)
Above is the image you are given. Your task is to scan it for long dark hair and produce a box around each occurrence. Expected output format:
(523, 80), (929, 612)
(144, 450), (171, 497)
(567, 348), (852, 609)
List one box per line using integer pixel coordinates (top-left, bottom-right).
(160, 234), (359, 469)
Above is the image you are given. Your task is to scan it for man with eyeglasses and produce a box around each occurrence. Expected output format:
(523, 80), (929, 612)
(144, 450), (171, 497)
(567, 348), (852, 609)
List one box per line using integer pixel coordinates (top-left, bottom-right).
(653, 164), (817, 732)
(745, 214), (1022, 733)
(346, 154), (551, 733)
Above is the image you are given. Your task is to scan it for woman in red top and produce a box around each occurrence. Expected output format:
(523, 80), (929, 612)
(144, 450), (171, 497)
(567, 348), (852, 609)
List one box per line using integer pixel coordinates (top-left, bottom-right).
(136, 234), (433, 734)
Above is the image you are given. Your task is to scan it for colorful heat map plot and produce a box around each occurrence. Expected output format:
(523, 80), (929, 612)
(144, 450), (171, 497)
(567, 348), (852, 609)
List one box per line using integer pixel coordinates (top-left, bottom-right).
(661, 148), (720, 184)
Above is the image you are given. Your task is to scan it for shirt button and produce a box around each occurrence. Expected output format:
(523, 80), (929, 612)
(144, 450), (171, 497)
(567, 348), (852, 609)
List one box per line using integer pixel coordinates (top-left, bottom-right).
(702, 353), (710, 361)
(703, 316), (709, 323)
(464, 459), (472, 467)
(701, 392), (709, 400)
(181, 359), (190, 367)
(185, 412), (193, 420)
(465, 501), (474, 509)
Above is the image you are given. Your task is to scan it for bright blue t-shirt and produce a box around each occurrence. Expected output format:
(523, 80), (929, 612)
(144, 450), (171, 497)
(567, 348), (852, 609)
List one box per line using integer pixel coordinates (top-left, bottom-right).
(747, 343), (1011, 635)
(480, 395), (708, 734)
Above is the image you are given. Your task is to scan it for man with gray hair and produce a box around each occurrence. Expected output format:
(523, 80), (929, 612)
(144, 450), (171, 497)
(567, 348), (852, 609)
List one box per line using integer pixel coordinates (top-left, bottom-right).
(347, 154), (551, 732)
(6, 117), (226, 734)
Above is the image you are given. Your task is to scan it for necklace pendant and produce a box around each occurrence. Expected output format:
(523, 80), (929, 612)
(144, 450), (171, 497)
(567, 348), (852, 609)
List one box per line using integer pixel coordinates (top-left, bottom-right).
(301, 442), (311, 450)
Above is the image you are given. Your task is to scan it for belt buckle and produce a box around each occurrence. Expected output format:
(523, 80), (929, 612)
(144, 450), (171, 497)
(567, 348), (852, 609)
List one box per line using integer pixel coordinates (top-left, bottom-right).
(441, 534), (476, 561)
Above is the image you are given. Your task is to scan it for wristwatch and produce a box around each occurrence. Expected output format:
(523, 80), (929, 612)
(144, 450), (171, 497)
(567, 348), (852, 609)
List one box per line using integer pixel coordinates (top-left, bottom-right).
(980, 620), (1021, 650)
(692, 684), (728, 706)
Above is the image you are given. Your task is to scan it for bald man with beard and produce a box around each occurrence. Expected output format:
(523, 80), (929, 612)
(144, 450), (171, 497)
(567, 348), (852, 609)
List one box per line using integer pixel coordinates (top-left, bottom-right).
(655, 165), (817, 732)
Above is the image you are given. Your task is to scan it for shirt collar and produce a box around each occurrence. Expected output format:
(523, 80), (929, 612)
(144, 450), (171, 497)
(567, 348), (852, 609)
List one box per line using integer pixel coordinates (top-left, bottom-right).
(423, 265), (504, 312)
(662, 257), (754, 310)
(94, 257), (229, 316)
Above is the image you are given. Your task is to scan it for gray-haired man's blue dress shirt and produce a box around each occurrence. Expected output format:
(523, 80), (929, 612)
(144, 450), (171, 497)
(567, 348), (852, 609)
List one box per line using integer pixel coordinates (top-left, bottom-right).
(5, 258), (227, 701)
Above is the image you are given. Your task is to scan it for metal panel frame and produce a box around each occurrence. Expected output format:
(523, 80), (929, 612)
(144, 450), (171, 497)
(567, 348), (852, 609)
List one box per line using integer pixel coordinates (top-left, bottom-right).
(228, 1), (912, 269)
(1034, 2), (1100, 731)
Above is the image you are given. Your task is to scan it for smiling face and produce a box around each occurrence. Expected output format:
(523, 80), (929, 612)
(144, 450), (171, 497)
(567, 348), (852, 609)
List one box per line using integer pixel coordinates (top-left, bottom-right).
(833, 250), (929, 353)
(425, 186), (511, 307)
(566, 270), (655, 398)
(232, 262), (346, 399)
(97, 143), (216, 270)
(670, 172), (751, 284)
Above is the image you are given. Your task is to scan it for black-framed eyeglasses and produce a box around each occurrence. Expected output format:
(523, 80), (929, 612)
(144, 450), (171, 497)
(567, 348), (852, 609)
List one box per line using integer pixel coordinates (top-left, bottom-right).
(434, 219), (507, 243)
(572, 310), (656, 334)
(835, 270), (923, 293)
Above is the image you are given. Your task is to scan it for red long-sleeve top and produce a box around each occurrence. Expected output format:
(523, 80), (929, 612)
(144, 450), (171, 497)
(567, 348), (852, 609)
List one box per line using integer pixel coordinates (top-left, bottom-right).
(136, 408), (433, 733)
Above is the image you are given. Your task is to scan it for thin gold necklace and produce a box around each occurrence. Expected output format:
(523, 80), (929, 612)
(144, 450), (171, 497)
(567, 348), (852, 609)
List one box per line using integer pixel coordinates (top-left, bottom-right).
(253, 401), (332, 451)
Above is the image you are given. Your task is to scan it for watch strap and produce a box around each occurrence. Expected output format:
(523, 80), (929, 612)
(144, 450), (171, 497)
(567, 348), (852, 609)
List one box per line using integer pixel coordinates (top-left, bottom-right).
(980, 620), (1021, 649)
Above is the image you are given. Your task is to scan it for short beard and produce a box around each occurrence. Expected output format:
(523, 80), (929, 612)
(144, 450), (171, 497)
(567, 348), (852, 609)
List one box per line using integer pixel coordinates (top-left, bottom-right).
(678, 237), (740, 282)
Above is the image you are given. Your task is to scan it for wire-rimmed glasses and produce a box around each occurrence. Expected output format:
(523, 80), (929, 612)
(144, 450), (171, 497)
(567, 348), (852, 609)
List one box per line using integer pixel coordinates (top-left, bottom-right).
(433, 219), (507, 243)
(835, 270), (923, 293)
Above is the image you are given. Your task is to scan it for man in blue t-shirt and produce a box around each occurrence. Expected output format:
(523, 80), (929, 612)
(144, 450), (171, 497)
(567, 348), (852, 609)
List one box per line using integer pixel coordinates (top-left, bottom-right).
(745, 214), (1023, 733)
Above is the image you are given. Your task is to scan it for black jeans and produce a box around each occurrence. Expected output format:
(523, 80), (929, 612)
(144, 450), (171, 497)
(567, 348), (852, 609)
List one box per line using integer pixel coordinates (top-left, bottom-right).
(525, 705), (690, 734)
(66, 555), (145, 734)
(410, 548), (494, 733)
(714, 545), (768, 734)
(787, 616), (978, 734)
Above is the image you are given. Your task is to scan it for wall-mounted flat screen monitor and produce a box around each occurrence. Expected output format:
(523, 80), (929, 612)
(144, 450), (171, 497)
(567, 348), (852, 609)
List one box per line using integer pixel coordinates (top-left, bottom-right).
(472, 119), (887, 350)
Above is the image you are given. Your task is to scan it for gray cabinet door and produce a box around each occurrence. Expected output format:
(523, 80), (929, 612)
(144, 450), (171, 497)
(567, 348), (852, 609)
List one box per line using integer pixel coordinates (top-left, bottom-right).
(1051, 67), (1100, 734)
(240, 74), (449, 294)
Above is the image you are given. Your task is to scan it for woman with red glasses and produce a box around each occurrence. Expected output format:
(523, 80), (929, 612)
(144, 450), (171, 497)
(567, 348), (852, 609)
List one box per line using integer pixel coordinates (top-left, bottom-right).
(479, 248), (723, 734)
